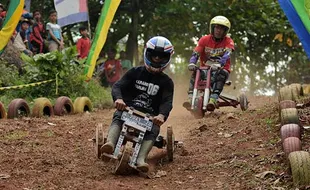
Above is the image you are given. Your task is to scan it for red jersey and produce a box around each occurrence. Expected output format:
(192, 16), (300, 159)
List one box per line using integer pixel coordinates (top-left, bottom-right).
(76, 37), (91, 59)
(194, 35), (234, 72)
(104, 59), (122, 83)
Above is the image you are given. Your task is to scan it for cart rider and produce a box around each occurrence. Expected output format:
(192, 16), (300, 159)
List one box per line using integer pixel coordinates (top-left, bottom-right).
(101, 36), (175, 173)
(186, 15), (235, 111)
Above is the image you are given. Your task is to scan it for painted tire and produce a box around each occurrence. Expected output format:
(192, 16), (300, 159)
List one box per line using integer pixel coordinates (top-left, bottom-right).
(166, 126), (174, 162)
(74, 97), (93, 114)
(289, 83), (303, 100)
(7, 99), (30, 119)
(95, 124), (105, 159)
(0, 101), (6, 119)
(114, 145), (133, 175)
(288, 151), (310, 186)
(239, 93), (248, 111)
(280, 108), (299, 125)
(280, 124), (301, 142)
(279, 100), (296, 110)
(283, 137), (301, 157)
(54, 96), (74, 116)
(32, 98), (54, 117)
(279, 86), (293, 101)
(302, 84), (310, 95)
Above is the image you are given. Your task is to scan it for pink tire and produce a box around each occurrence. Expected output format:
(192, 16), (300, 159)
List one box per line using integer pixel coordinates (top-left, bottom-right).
(283, 137), (301, 157)
(280, 124), (301, 142)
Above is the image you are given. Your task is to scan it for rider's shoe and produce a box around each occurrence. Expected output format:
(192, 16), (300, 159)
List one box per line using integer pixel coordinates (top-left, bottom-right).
(100, 126), (120, 155)
(136, 140), (153, 173)
(207, 98), (217, 111)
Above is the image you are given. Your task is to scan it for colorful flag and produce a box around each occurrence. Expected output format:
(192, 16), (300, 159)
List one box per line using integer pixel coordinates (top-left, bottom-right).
(0, 0), (24, 55)
(54, 0), (89, 27)
(279, 0), (310, 59)
(84, 0), (121, 81)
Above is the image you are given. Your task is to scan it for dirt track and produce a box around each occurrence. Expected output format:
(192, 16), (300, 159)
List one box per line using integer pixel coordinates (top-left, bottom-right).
(0, 86), (296, 190)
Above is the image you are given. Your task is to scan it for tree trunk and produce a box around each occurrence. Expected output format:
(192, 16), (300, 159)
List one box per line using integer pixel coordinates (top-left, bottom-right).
(126, 0), (139, 66)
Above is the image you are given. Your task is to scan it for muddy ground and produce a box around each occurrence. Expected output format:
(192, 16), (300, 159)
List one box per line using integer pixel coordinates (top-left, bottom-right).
(0, 85), (302, 190)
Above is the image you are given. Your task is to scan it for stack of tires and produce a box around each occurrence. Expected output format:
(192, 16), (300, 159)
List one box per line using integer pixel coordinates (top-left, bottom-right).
(278, 83), (310, 186)
(0, 96), (92, 119)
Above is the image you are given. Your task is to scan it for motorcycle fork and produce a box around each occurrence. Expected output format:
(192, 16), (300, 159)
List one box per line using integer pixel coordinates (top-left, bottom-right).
(191, 69), (201, 110)
(203, 69), (211, 110)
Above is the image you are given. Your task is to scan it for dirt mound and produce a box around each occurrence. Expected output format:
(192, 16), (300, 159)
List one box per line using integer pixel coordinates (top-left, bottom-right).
(0, 95), (296, 190)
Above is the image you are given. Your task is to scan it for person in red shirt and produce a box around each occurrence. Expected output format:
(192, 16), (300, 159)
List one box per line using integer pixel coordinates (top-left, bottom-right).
(187, 15), (235, 111)
(76, 26), (91, 59)
(102, 48), (122, 87)
(30, 10), (46, 54)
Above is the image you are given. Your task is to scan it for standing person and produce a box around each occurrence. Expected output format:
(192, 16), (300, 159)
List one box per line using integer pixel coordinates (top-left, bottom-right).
(76, 26), (91, 59)
(186, 15), (235, 111)
(30, 10), (46, 54)
(103, 48), (122, 87)
(119, 50), (132, 74)
(46, 10), (64, 52)
(100, 36), (175, 173)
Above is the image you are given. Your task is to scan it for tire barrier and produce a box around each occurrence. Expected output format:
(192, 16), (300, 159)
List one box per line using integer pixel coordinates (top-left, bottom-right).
(32, 98), (54, 118)
(278, 84), (310, 187)
(73, 97), (93, 114)
(7, 98), (30, 119)
(54, 96), (74, 116)
(0, 101), (7, 119)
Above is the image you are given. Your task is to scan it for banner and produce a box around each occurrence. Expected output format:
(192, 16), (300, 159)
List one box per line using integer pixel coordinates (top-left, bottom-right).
(54, 0), (89, 27)
(25, 0), (31, 12)
(84, 0), (121, 81)
(0, 0), (24, 55)
(279, 0), (310, 59)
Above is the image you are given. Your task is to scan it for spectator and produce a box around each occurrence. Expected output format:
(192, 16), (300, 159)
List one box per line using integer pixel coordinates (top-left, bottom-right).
(30, 10), (46, 54)
(46, 10), (64, 52)
(19, 18), (32, 50)
(119, 50), (132, 74)
(76, 26), (91, 59)
(102, 48), (122, 87)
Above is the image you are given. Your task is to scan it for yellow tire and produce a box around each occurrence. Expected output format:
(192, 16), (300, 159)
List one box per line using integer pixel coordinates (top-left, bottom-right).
(32, 98), (54, 117)
(74, 97), (93, 114)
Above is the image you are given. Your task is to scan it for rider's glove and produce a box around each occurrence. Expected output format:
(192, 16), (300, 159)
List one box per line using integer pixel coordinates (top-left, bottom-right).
(188, 63), (196, 71)
(219, 50), (231, 67)
(189, 52), (199, 65)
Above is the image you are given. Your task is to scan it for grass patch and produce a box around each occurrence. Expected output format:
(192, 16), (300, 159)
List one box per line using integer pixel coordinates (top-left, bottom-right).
(3, 130), (28, 140)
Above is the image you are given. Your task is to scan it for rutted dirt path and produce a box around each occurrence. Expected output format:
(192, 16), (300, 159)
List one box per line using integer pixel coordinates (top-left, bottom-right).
(0, 89), (295, 189)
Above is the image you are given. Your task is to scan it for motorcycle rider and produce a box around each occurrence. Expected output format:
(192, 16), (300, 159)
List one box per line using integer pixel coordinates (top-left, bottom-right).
(100, 36), (175, 173)
(186, 15), (235, 111)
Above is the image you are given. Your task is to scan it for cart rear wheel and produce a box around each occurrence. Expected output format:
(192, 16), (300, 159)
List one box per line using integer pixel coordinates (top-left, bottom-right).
(166, 126), (174, 162)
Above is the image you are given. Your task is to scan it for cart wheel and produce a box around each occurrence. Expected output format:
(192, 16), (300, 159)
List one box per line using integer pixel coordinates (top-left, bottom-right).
(283, 137), (301, 157)
(32, 97), (54, 118)
(95, 124), (105, 159)
(193, 96), (205, 119)
(279, 86), (293, 101)
(279, 100), (296, 110)
(166, 126), (174, 162)
(74, 97), (93, 114)
(7, 98), (30, 119)
(114, 145), (133, 175)
(239, 93), (248, 111)
(280, 124), (301, 142)
(288, 151), (310, 186)
(281, 108), (299, 125)
(54, 96), (74, 116)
